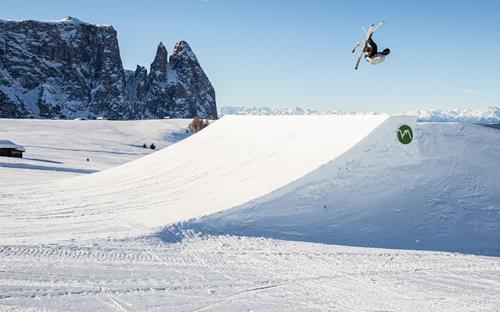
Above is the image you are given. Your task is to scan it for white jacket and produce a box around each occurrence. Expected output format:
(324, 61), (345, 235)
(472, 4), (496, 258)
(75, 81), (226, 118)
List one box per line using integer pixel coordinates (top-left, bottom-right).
(366, 53), (385, 65)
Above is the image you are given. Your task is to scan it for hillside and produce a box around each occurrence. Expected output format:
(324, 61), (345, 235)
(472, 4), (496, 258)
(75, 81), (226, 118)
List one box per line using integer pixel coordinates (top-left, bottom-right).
(0, 118), (191, 184)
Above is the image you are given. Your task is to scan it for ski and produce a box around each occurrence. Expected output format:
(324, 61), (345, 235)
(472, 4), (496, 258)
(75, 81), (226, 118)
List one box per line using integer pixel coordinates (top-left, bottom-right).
(351, 41), (362, 54)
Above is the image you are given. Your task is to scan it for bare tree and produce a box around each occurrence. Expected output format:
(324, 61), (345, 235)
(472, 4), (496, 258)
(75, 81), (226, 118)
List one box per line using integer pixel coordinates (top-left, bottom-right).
(188, 116), (209, 133)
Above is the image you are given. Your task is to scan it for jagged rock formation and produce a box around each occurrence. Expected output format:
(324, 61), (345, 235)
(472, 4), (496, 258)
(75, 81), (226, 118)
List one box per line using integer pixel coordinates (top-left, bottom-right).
(126, 41), (217, 119)
(0, 17), (217, 119)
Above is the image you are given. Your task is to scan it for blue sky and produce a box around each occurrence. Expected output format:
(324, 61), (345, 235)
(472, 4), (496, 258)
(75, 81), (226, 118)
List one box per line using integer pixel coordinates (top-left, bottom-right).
(2, 0), (499, 113)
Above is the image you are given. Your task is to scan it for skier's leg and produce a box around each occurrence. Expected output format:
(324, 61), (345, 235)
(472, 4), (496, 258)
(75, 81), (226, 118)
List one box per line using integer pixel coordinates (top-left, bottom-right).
(362, 38), (372, 54)
(366, 37), (378, 57)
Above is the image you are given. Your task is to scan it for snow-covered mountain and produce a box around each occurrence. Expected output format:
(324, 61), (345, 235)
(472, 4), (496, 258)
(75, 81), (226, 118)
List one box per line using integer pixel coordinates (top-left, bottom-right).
(0, 17), (217, 120)
(219, 106), (379, 116)
(409, 106), (500, 124)
(220, 106), (500, 124)
(220, 106), (321, 116)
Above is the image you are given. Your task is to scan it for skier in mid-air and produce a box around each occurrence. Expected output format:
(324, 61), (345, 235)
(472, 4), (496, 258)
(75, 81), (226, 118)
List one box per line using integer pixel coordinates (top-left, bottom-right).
(363, 33), (390, 65)
(353, 21), (390, 70)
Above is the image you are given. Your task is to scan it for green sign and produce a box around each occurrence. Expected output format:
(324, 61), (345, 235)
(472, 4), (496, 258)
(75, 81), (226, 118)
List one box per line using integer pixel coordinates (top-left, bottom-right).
(397, 125), (413, 144)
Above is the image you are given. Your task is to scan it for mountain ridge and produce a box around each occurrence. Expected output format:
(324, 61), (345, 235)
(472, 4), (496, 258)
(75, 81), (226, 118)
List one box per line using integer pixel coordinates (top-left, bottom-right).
(0, 17), (217, 120)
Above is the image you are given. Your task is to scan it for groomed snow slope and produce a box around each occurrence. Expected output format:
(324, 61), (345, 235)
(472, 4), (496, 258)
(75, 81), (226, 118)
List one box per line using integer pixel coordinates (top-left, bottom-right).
(178, 120), (500, 256)
(1, 235), (499, 312)
(0, 115), (390, 244)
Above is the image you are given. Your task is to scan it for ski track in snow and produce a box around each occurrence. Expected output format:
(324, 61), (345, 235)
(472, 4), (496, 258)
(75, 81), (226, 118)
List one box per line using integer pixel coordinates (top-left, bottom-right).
(0, 236), (499, 311)
(0, 116), (499, 311)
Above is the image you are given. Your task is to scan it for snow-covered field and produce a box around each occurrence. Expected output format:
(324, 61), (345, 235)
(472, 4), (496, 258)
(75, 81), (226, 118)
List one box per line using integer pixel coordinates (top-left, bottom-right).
(0, 116), (499, 311)
(0, 119), (191, 185)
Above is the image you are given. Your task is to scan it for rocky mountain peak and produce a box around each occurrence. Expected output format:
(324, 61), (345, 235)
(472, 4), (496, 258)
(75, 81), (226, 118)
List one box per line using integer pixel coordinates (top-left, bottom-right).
(58, 16), (88, 25)
(173, 40), (190, 51)
(150, 41), (168, 77)
(0, 18), (217, 120)
(172, 40), (197, 62)
(135, 65), (147, 75)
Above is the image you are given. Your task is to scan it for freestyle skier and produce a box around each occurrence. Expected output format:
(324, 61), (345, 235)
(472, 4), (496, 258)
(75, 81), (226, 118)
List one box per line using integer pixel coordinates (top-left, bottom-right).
(363, 34), (391, 65)
(353, 21), (390, 70)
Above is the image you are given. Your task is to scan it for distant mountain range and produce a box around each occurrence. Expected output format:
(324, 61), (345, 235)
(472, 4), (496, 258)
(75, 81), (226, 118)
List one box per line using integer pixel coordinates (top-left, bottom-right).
(219, 106), (379, 117)
(408, 106), (500, 124)
(0, 17), (217, 120)
(220, 106), (500, 124)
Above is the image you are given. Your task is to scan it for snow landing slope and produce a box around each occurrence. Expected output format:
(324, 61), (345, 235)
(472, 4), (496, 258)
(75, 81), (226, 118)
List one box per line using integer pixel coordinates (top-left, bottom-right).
(1, 115), (500, 256)
(180, 118), (500, 256)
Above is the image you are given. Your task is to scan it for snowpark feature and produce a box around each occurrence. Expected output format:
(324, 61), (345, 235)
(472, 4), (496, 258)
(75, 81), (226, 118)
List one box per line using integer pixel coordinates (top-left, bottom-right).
(180, 118), (500, 256)
(0, 116), (500, 311)
(1, 115), (390, 243)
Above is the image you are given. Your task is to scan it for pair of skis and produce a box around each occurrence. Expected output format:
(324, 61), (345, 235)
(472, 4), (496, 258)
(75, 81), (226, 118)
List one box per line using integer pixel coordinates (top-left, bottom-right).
(352, 21), (385, 70)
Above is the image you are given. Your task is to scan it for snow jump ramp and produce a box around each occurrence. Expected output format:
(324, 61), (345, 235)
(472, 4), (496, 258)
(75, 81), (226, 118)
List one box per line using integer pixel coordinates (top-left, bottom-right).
(2, 115), (500, 255)
(166, 116), (500, 256)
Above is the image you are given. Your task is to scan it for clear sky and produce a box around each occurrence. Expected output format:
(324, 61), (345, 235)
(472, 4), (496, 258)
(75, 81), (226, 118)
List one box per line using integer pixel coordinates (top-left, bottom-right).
(2, 0), (499, 113)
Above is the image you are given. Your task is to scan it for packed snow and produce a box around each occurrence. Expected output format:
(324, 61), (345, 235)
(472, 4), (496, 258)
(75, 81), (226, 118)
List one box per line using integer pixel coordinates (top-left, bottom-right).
(0, 115), (390, 243)
(0, 116), (499, 311)
(1, 235), (499, 312)
(183, 120), (500, 256)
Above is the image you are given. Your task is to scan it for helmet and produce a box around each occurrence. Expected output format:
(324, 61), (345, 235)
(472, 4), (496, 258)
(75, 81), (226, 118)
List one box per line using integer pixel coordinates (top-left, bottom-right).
(382, 48), (391, 55)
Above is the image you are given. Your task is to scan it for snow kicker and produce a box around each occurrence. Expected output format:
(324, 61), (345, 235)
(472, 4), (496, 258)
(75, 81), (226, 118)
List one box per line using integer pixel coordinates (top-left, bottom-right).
(0, 115), (389, 243)
(165, 117), (500, 256)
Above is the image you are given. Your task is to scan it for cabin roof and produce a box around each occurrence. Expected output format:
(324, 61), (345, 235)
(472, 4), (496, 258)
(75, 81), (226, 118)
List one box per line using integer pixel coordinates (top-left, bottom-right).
(0, 140), (25, 152)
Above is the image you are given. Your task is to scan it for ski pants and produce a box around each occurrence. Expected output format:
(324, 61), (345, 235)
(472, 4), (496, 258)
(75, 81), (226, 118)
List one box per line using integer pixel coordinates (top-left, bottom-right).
(364, 37), (378, 58)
